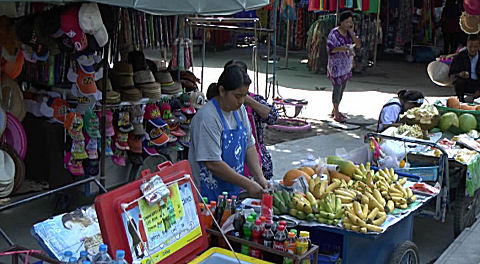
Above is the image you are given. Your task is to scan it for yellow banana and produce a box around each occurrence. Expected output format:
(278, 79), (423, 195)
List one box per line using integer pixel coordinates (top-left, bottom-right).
(362, 203), (369, 220)
(391, 196), (406, 204)
(394, 184), (408, 197)
(366, 193), (385, 212)
(306, 192), (318, 207)
(361, 194), (370, 205)
(373, 189), (386, 207)
(309, 179), (316, 193)
(407, 195), (416, 204)
(314, 175), (322, 184)
(346, 211), (366, 227)
(366, 224), (383, 232)
(385, 200), (394, 214)
(342, 216), (352, 224)
(367, 207), (379, 222)
(326, 181), (341, 193)
(366, 171), (375, 188)
(343, 222), (352, 230)
(335, 189), (355, 198)
(366, 162), (371, 171)
(360, 227), (368, 234)
(389, 186), (403, 196)
(352, 174), (364, 181)
(359, 164), (366, 173)
(398, 177), (407, 186)
(406, 187), (413, 198)
(320, 180), (328, 194)
(353, 201), (363, 218)
(373, 214), (386, 226)
(351, 225), (361, 232)
(397, 203), (408, 210)
(393, 173), (398, 182)
(336, 195), (354, 204)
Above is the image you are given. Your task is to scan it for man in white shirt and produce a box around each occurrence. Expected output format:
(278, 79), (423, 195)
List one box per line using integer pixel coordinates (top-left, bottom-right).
(449, 34), (480, 102)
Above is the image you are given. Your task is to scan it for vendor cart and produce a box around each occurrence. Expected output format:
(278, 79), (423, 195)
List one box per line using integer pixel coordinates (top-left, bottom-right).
(365, 132), (480, 237)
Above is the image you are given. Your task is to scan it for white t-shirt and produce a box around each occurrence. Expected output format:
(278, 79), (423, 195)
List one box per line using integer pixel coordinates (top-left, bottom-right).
(378, 98), (402, 132)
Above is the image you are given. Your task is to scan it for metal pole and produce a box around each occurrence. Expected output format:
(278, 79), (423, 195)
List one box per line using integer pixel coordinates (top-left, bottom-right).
(201, 29), (206, 92)
(284, 9), (290, 68)
(100, 42), (109, 187)
(272, 0), (279, 95)
(266, 35), (270, 99)
(255, 21), (259, 95)
(336, 0), (340, 26)
(373, 0), (381, 68)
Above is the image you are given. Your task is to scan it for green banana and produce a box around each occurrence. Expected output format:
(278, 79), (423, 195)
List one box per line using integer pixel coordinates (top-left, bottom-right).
(273, 206), (280, 215)
(282, 190), (291, 205)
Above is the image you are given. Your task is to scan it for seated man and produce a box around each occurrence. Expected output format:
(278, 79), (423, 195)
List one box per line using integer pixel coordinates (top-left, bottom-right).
(449, 34), (480, 102)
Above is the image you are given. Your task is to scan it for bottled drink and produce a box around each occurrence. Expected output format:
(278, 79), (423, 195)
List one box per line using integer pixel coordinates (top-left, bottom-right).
(220, 199), (233, 227)
(262, 223), (276, 262)
(204, 205), (213, 229)
(203, 197), (208, 204)
(61, 251), (73, 263)
(92, 244), (112, 264)
(67, 257), (77, 264)
(241, 215), (254, 256)
(261, 190), (273, 222)
(296, 231), (310, 264)
(290, 229), (298, 238)
(77, 251), (90, 264)
(273, 225), (287, 251)
(115, 249), (128, 264)
(279, 220), (289, 237)
(260, 216), (266, 230)
(222, 192), (229, 203)
(232, 206), (245, 238)
(215, 195), (225, 224)
(250, 219), (263, 259)
(231, 195), (238, 211)
(283, 232), (297, 264)
(199, 203), (206, 225)
(250, 212), (257, 220)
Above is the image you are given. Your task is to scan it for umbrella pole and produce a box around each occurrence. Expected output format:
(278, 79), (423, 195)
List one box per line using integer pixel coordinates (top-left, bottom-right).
(272, 0), (278, 99)
(373, 0), (381, 69)
(202, 29), (206, 93)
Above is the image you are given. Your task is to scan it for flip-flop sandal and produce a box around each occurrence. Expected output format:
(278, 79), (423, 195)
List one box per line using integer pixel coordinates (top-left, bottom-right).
(334, 116), (346, 123)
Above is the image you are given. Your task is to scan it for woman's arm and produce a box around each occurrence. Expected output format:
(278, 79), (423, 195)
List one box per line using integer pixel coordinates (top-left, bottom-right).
(245, 146), (269, 189)
(245, 95), (279, 125)
(349, 28), (361, 48)
(245, 96), (270, 120)
(204, 160), (264, 198)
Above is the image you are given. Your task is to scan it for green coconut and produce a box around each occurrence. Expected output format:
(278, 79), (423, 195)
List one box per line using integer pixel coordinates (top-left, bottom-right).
(458, 113), (477, 133)
(439, 112), (459, 132)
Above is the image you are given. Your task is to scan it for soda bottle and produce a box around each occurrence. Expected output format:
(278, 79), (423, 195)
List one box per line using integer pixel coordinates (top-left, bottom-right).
(291, 229), (298, 238)
(222, 191), (229, 202)
(241, 215), (254, 256)
(279, 220), (289, 237)
(260, 216), (266, 230)
(296, 231), (310, 264)
(261, 190), (273, 222)
(115, 249), (128, 264)
(66, 257), (77, 264)
(61, 251), (73, 263)
(218, 199), (233, 248)
(231, 195), (238, 210)
(283, 232), (297, 264)
(215, 195), (225, 224)
(262, 223), (276, 262)
(203, 197), (208, 204)
(92, 244), (112, 264)
(199, 203), (206, 225)
(250, 219), (263, 259)
(233, 206), (245, 238)
(273, 225), (287, 251)
(204, 205), (213, 229)
(77, 251), (90, 264)
(250, 212), (257, 221)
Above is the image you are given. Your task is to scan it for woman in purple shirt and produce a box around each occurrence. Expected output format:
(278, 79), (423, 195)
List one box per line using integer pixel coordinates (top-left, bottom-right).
(327, 11), (361, 123)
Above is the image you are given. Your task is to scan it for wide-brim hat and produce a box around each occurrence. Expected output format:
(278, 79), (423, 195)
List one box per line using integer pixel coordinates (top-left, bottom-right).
(139, 82), (162, 99)
(155, 70), (174, 85)
(2, 112), (26, 160)
(1, 143), (24, 194)
(134, 70), (156, 84)
(121, 88), (142, 102)
(162, 81), (183, 95)
(1, 73), (26, 121)
(0, 148), (14, 197)
(96, 78), (112, 92)
(460, 12), (480, 34)
(106, 90), (121, 104)
(113, 62), (133, 76)
(427, 61), (454, 87)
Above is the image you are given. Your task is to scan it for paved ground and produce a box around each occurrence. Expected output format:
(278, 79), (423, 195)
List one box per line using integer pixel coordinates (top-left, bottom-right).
(0, 45), (469, 263)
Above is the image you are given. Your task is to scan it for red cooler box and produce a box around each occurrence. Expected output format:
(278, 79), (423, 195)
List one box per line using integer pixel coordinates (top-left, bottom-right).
(95, 160), (208, 264)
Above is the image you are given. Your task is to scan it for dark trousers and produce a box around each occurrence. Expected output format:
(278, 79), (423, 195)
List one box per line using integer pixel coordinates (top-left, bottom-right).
(454, 78), (480, 102)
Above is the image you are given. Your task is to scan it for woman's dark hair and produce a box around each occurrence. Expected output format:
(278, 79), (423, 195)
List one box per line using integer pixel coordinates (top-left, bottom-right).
(397, 90), (424, 103)
(224, 60), (248, 73)
(206, 65), (251, 100)
(339, 11), (353, 23)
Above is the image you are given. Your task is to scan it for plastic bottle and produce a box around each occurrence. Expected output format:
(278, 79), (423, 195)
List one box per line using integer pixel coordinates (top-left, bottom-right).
(260, 216), (266, 230)
(204, 205), (213, 229)
(262, 223), (276, 262)
(222, 192), (229, 203)
(61, 251), (73, 263)
(220, 199), (233, 227)
(241, 215), (254, 256)
(250, 212), (257, 221)
(231, 195), (238, 211)
(92, 244), (112, 264)
(203, 197), (208, 204)
(214, 195), (225, 224)
(233, 206), (245, 238)
(67, 257), (77, 264)
(283, 232), (297, 264)
(199, 203), (206, 225)
(77, 251), (90, 264)
(250, 219), (263, 259)
(261, 190), (274, 223)
(115, 249), (128, 264)
(296, 231), (310, 264)
(273, 225), (287, 251)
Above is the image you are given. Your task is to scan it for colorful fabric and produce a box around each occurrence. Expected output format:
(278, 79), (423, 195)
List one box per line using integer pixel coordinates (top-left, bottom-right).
(327, 27), (354, 86)
(466, 155), (480, 197)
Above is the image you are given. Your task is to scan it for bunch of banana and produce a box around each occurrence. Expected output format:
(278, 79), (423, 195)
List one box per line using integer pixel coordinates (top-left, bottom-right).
(289, 192), (316, 221)
(374, 167), (407, 186)
(341, 200), (387, 233)
(273, 189), (292, 215)
(315, 193), (344, 226)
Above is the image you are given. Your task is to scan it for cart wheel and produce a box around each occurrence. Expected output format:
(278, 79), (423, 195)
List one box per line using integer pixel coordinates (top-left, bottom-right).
(389, 241), (419, 264)
(453, 187), (480, 237)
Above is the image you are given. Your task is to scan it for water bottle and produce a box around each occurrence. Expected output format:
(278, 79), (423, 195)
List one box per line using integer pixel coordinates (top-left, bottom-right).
(77, 250), (90, 264)
(61, 251), (73, 263)
(115, 249), (128, 264)
(67, 257), (77, 264)
(92, 244), (112, 264)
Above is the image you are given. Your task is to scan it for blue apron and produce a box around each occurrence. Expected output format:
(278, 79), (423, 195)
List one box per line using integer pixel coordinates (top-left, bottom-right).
(198, 98), (248, 202)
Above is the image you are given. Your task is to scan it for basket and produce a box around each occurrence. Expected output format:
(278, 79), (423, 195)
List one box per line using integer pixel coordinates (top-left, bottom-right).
(395, 166), (438, 182)
(434, 100), (480, 130)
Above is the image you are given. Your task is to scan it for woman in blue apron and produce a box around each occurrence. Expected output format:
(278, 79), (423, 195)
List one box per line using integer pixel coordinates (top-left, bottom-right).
(189, 65), (269, 202)
(377, 90), (424, 132)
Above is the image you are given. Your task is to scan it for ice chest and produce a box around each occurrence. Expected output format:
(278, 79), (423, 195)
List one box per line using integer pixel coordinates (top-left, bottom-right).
(95, 160), (209, 264)
(189, 247), (273, 264)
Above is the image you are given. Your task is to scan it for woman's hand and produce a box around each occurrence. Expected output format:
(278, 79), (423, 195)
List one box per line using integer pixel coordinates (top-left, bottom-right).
(257, 177), (270, 189)
(245, 181), (264, 198)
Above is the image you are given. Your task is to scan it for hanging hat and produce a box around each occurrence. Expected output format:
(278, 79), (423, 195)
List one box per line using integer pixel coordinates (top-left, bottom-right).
(117, 110), (134, 133)
(84, 159), (99, 176)
(134, 70), (156, 84)
(143, 139), (159, 156)
(128, 133), (143, 154)
(97, 109), (115, 137)
(0, 148), (15, 197)
(2, 48), (24, 80)
(144, 103), (167, 128)
(162, 81), (183, 95)
(78, 3), (109, 47)
(190, 91), (206, 109)
(427, 61), (454, 87)
(50, 97), (70, 124)
(130, 105), (145, 136)
(112, 149), (126, 166)
(1, 143), (25, 195)
(2, 112), (27, 160)
(156, 71), (174, 86)
(460, 12), (480, 34)
(1, 74), (26, 121)
(146, 123), (169, 147)
(83, 110), (101, 138)
(106, 90), (121, 104)
(139, 82), (162, 99)
(64, 112), (85, 141)
(64, 152), (84, 176)
(113, 62), (134, 76)
(60, 6), (88, 52)
(128, 50), (149, 72)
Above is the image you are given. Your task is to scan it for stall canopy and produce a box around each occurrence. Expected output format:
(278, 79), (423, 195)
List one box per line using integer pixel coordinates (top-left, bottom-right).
(0, 0), (269, 15)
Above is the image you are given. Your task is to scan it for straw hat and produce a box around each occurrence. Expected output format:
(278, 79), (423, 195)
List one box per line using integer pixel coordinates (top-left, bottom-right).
(0, 148), (15, 197)
(427, 61), (454, 87)
(139, 82), (162, 99)
(0, 143), (24, 194)
(162, 81), (183, 95)
(121, 88), (142, 102)
(1, 73), (26, 121)
(460, 12), (480, 34)
(155, 71), (174, 86)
